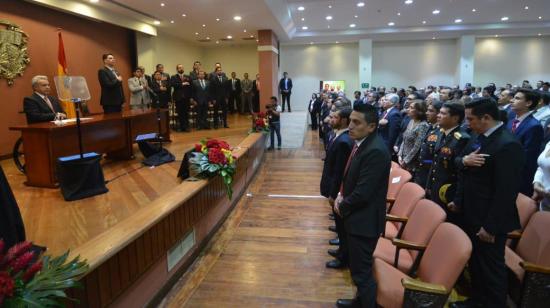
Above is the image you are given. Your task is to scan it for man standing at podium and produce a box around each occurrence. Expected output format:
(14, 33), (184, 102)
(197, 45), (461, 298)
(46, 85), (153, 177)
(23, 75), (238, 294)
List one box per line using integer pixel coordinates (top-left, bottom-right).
(98, 53), (125, 113)
(23, 75), (66, 124)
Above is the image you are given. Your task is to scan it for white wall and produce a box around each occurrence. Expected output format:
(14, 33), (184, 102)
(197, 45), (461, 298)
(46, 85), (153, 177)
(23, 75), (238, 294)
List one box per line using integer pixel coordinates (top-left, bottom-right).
(279, 43), (359, 111)
(474, 36), (550, 87)
(202, 45), (258, 79)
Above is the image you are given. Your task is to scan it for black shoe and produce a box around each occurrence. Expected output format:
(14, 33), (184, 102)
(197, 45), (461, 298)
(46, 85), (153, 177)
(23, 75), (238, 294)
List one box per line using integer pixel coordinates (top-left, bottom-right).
(277, 146), (281, 150)
(267, 147), (274, 151)
(449, 299), (483, 308)
(326, 259), (347, 269)
(327, 249), (339, 258)
(328, 225), (337, 233)
(328, 213), (335, 219)
(329, 215), (335, 221)
(336, 298), (357, 307)
(329, 238), (340, 246)
(224, 125), (229, 128)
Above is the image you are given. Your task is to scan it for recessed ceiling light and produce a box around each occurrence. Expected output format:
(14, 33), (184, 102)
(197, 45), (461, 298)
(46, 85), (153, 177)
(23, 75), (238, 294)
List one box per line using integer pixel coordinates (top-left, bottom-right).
(539, 16), (543, 20)
(354, 15), (358, 18)
(501, 16), (509, 21)
(422, 20), (426, 24)
(349, 24), (356, 28)
(301, 17), (305, 21)
(250, 35), (254, 38)
(256, 39), (259, 42)
(328, 5), (332, 9)
(243, 29), (247, 32)
(538, 33), (542, 36)
(234, 16), (242, 21)
(397, 12), (401, 16)
(495, 35), (499, 37)
(455, 19), (463, 23)
(357, 2), (365, 7)
(472, 8), (476, 12)
(524, 6), (529, 10)
(405, 0), (413, 4)
(302, 26), (308, 30)
(153, 20), (160, 25)
(227, 35), (233, 39)
(206, 37), (210, 40)
(327, 25), (331, 28)
(170, 20), (174, 24)
(432, 10), (440, 15)
(388, 22), (395, 26)
(181, 13), (187, 17)
(326, 15), (333, 20)
(335, 41), (339, 43)
(216, 41), (220, 44)
(160, 3), (165, 7)
(298, 6), (305, 11)
(195, 32), (199, 35)
(310, 42), (314, 45)
(432, 37), (436, 40)
(89, 0), (99, 3)
(216, 18), (220, 21)
(202, 24), (206, 27)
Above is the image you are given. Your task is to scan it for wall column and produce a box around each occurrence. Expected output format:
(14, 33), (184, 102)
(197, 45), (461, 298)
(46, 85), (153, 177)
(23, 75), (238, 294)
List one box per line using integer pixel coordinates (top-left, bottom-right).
(257, 30), (279, 108)
(358, 39), (373, 91)
(457, 35), (475, 87)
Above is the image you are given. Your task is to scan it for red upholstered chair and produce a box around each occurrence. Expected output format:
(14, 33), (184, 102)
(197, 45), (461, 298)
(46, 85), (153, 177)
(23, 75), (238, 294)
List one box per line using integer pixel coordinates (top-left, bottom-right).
(374, 223), (472, 308)
(391, 161), (400, 171)
(374, 199), (446, 274)
(384, 182), (425, 239)
(507, 193), (538, 248)
(386, 168), (413, 211)
(504, 211), (550, 307)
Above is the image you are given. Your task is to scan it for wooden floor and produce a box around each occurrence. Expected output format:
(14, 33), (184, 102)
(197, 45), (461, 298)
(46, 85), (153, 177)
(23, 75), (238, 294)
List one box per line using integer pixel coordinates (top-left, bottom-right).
(161, 129), (355, 307)
(1, 113), (252, 256)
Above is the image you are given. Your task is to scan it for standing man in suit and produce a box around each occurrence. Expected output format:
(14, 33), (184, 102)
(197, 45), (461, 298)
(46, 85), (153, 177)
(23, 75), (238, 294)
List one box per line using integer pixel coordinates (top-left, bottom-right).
(191, 71), (211, 130)
(98, 53), (125, 113)
(23, 75), (66, 124)
(252, 73), (260, 113)
(171, 64), (193, 132)
(128, 68), (150, 110)
(241, 73), (254, 114)
(451, 98), (523, 308)
(308, 94), (322, 130)
(209, 62), (226, 81)
(334, 103), (391, 308)
(508, 89), (544, 196)
(321, 108), (354, 269)
(378, 94), (402, 157)
(497, 89), (516, 123)
(228, 72), (241, 114)
(211, 67), (229, 128)
(189, 61), (201, 81)
(278, 72), (293, 112)
(138, 65), (153, 88)
(353, 91), (363, 107)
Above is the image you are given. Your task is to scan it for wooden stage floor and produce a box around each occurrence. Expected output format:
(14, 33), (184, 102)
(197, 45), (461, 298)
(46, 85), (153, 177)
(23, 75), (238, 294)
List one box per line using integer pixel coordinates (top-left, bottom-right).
(1, 113), (253, 256)
(161, 129), (355, 307)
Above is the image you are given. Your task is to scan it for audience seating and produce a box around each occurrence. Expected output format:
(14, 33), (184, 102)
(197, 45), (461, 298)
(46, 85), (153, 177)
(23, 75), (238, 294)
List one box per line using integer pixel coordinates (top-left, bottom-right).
(374, 199), (446, 274)
(505, 211), (550, 308)
(384, 182), (425, 239)
(391, 161), (400, 170)
(374, 223), (472, 308)
(386, 168), (413, 211)
(507, 193), (538, 248)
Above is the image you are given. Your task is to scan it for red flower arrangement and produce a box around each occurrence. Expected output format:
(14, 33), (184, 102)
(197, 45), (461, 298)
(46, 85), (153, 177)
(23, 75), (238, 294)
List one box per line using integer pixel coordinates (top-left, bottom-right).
(250, 112), (270, 134)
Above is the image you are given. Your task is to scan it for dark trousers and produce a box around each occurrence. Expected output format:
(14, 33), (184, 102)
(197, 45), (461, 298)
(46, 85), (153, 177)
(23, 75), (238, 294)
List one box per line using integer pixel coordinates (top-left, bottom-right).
(269, 122), (281, 148)
(334, 209), (348, 264)
(281, 92), (291, 111)
(175, 98), (189, 131)
(466, 227), (507, 308)
(197, 101), (208, 129)
(347, 234), (378, 308)
(253, 91), (260, 112)
(310, 111), (318, 130)
(102, 104), (122, 113)
(228, 92), (240, 113)
(214, 97), (228, 127)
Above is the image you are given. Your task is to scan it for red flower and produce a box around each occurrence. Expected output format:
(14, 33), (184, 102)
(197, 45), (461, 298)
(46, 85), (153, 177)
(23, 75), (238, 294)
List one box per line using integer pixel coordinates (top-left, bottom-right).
(208, 148), (227, 165)
(206, 139), (230, 150)
(23, 260), (42, 282)
(9, 251), (34, 274)
(2, 241), (32, 265)
(257, 111), (266, 118)
(255, 119), (264, 126)
(194, 143), (202, 152)
(0, 271), (15, 303)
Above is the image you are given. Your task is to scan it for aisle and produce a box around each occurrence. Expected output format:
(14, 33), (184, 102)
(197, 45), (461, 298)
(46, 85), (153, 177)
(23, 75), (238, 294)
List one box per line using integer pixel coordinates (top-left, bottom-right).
(162, 129), (355, 307)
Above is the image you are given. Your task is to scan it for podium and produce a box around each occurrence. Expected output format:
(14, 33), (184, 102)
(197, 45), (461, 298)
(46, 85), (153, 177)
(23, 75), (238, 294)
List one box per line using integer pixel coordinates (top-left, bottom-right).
(53, 76), (108, 201)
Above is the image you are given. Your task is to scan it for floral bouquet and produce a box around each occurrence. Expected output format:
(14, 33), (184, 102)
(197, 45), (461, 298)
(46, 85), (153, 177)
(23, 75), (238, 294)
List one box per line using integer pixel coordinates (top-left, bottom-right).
(0, 240), (89, 307)
(250, 111), (270, 134)
(190, 139), (237, 199)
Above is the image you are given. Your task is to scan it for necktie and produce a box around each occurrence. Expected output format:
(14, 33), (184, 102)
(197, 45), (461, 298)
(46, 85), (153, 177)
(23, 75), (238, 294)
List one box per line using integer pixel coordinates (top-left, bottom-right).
(340, 144), (359, 195)
(201, 80), (205, 89)
(382, 110), (388, 119)
(232, 79), (236, 90)
(43, 96), (54, 112)
(219, 76), (222, 83)
(511, 119), (520, 133)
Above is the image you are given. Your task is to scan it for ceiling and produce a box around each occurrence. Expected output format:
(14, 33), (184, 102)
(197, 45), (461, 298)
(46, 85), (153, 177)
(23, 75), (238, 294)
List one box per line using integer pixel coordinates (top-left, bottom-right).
(85, 0), (550, 45)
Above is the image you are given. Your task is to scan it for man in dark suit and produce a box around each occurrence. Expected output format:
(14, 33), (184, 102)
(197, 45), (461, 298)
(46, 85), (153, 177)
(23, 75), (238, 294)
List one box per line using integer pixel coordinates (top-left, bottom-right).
(278, 72), (293, 112)
(23, 75), (66, 124)
(451, 98), (524, 308)
(353, 91), (363, 107)
(227, 72), (241, 114)
(308, 94), (322, 130)
(334, 103), (391, 308)
(378, 94), (402, 156)
(209, 62), (226, 81)
(321, 108), (354, 269)
(98, 53), (125, 113)
(155, 64), (171, 89)
(210, 67), (229, 128)
(252, 73), (260, 113)
(171, 64), (193, 132)
(191, 71), (211, 130)
(189, 61), (201, 81)
(507, 88), (543, 196)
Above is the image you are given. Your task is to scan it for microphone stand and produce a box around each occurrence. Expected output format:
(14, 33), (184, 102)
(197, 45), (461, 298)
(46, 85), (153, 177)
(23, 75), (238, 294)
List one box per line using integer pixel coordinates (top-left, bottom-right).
(72, 98), (84, 159)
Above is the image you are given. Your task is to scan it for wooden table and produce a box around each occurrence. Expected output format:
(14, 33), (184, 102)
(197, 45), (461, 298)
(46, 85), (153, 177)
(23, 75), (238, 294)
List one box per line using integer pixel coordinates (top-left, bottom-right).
(9, 109), (170, 188)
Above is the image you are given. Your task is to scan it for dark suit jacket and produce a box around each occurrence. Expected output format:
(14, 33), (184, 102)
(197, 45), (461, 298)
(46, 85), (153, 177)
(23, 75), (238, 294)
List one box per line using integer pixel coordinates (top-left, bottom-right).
(456, 125), (523, 235)
(98, 67), (125, 106)
(252, 80), (260, 95)
(340, 133), (391, 237)
(23, 93), (65, 124)
(170, 74), (193, 102)
(210, 75), (229, 101)
(320, 131), (354, 199)
(192, 79), (211, 104)
(150, 80), (171, 107)
(278, 78), (293, 93)
(507, 114), (543, 196)
(378, 107), (402, 150)
(228, 78), (241, 94)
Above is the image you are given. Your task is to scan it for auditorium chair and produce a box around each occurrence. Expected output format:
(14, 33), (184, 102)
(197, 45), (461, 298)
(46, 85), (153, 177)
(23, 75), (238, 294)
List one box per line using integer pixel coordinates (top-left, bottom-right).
(386, 168), (413, 211)
(507, 193), (538, 248)
(374, 199), (446, 274)
(188, 105), (197, 129)
(504, 211), (550, 308)
(384, 182), (425, 239)
(374, 223), (472, 308)
(391, 161), (400, 171)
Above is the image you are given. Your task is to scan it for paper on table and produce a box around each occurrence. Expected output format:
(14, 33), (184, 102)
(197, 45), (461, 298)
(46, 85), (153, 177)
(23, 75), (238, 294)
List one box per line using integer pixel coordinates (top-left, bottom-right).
(50, 117), (92, 124)
(392, 176), (401, 184)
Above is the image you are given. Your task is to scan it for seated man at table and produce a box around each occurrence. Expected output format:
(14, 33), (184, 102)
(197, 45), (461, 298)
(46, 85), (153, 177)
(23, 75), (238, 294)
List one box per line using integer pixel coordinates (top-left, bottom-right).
(23, 75), (66, 124)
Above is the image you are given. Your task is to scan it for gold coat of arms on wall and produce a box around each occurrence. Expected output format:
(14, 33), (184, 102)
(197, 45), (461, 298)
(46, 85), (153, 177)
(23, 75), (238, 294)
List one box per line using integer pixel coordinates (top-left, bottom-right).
(0, 20), (30, 86)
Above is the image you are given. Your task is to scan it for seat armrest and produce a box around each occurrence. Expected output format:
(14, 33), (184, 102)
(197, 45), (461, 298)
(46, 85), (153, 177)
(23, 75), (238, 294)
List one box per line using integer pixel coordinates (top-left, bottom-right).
(401, 277), (448, 295)
(507, 230), (522, 240)
(392, 238), (426, 251)
(521, 261), (550, 274)
(386, 214), (408, 223)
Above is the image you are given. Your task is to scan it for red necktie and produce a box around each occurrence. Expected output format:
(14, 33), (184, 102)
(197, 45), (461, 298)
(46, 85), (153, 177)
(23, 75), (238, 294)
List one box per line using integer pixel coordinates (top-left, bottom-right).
(340, 144), (359, 195)
(511, 119), (520, 133)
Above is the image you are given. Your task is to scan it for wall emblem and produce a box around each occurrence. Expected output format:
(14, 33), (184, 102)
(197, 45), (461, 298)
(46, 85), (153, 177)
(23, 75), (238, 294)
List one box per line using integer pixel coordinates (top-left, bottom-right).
(0, 20), (30, 86)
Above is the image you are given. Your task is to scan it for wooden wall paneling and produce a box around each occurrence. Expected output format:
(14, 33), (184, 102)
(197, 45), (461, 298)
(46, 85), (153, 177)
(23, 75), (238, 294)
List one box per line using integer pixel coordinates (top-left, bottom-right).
(118, 246), (131, 291)
(143, 228), (153, 269)
(108, 256), (122, 299)
(127, 241), (139, 282)
(97, 263), (112, 307)
(163, 216), (171, 251)
(135, 235), (146, 274)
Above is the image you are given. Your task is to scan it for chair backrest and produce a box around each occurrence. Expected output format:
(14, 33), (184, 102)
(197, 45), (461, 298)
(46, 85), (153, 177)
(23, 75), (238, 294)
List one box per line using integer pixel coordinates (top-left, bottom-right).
(516, 211), (550, 268)
(401, 199), (447, 259)
(516, 193), (538, 230)
(389, 182), (425, 218)
(387, 168), (413, 201)
(391, 161), (401, 170)
(416, 223), (472, 291)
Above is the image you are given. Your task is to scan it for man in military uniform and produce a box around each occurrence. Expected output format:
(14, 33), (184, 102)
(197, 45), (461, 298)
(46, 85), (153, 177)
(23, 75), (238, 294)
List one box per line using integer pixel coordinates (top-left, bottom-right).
(426, 102), (471, 224)
(414, 101), (442, 188)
